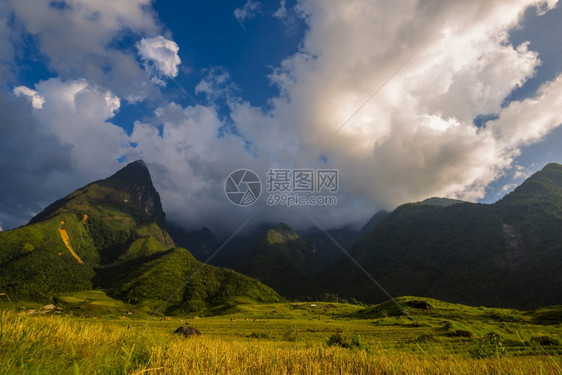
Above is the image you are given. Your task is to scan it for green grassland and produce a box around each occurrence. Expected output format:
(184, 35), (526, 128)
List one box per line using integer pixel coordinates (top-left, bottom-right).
(1, 293), (561, 374)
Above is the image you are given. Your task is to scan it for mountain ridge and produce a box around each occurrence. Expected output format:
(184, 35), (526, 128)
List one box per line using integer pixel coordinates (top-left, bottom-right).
(322, 163), (562, 308)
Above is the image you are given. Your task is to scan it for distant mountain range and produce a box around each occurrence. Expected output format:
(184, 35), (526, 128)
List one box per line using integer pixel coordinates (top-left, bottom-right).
(322, 163), (562, 308)
(170, 164), (562, 309)
(1, 161), (560, 310)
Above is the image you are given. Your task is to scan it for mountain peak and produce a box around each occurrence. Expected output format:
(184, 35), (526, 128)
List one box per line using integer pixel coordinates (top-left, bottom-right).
(543, 162), (562, 170)
(421, 197), (466, 207)
(272, 222), (295, 234)
(497, 161), (562, 207)
(30, 160), (166, 227)
(110, 160), (152, 186)
(106, 160), (165, 227)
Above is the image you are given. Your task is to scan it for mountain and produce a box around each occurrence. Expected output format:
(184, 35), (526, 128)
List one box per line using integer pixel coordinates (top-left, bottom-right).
(322, 163), (562, 309)
(207, 222), (276, 267)
(167, 224), (219, 262)
(230, 223), (324, 298)
(30, 160), (166, 228)
(420, 197), (466, 207)
(0, 160), (281, 311)
(299, 225), (359, 268)
(356, 210), (389, 239)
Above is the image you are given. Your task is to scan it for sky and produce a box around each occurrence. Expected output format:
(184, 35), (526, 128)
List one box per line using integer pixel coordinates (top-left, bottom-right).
(1, 0), (561, 236)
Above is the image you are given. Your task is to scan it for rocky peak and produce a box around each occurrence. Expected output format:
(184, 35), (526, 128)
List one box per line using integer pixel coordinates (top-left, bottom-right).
(30, 160), (166, 227)
(108, 160), (166, 227)
(110, 160), (151, 186)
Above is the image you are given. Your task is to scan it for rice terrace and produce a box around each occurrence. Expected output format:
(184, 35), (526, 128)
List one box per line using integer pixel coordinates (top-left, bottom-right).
(1, 292), (561, 374)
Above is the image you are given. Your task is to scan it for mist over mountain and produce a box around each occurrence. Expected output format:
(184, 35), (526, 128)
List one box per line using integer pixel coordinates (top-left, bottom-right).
(165, 164), (562, 308)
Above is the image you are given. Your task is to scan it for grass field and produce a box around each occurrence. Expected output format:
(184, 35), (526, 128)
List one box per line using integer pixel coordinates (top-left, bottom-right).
(1, 292), (561, 374)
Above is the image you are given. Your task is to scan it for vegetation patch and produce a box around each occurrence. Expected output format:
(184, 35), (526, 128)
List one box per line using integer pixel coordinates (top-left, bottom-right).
(447, 329), (473, 338)
(326, 328), (364, 349)
(470, 332), (507, 359)
(173, 325), (201, 337)
(247, 332), (270, 339)
(528, 335), (560, 346)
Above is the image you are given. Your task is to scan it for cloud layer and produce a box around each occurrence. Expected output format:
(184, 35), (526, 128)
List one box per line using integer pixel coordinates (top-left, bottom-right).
(255, 0), (561, 210)
(1, 0), (562, 236)
(9, 0), (160, 100)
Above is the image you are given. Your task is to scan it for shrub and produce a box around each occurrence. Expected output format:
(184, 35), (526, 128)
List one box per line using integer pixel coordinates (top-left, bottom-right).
(283, 329), (298, 342)
(349, 335), (364, 349)
(326, 329), (347, 347)
(447, 329), (473, 338)
(247, 332), (270, 339)
(326, 329), (364, 349)
(470, 332), (507, 359)
(529, 336), (560, 346)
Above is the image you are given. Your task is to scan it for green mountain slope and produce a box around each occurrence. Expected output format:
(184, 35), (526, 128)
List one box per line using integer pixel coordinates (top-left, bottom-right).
(96, 247), (281, 313)
(0, 161), (281, 310)
(356, 210), (389, 239)
(231, 223), (324, 298)
(300, 225), (360, 268)
(323, 163), (562, 308)
(167, 224), (219, 262)
(0, 212), (97, 300)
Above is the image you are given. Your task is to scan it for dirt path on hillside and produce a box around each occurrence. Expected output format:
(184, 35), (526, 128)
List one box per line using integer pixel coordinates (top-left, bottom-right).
(58, 221), (85, 264)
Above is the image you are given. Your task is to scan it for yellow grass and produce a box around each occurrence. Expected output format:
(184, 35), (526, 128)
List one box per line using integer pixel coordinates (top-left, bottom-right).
(0, 309), (560, 375)
(58, 221), (84, 264)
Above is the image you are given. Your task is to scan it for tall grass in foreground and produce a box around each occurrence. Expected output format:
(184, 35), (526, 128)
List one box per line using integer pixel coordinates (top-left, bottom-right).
(0, 309), (560, 375)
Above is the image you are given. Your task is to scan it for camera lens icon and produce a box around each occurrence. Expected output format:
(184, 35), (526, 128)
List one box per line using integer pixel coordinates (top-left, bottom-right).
(225, 169), (261, 206)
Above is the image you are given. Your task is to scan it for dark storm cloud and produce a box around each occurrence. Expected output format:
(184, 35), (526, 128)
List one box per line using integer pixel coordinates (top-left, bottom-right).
(0, 91), (73, 229)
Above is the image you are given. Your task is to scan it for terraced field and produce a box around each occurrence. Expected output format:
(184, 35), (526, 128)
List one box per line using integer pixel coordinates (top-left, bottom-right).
(1, 293), (560, 374)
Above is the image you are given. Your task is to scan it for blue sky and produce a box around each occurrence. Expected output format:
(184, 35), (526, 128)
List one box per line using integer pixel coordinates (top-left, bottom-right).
(1, 0), (561, 234)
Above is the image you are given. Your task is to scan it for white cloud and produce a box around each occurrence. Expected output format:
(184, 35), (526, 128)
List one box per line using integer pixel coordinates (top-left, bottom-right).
(273, 0), (287, 19)
(502, 183), (518, 192)
(234, 0), (261, 24)
(195, 68), (233, 101)
(9, 0), (160, 100)
(513, 165), (532, 180)
(536, 0), (558, 14)
(7, 79), (124, 187)
(13, 86), (45, 109)
(2, 73), (139, 230)
(490, 74), (562, 148)
(30, 78), (126, 175)
(126, 102), (260, 232)
(273, 0), (301, 32)
(137, 36), (182, 85)
(239, 0), (562, 210)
